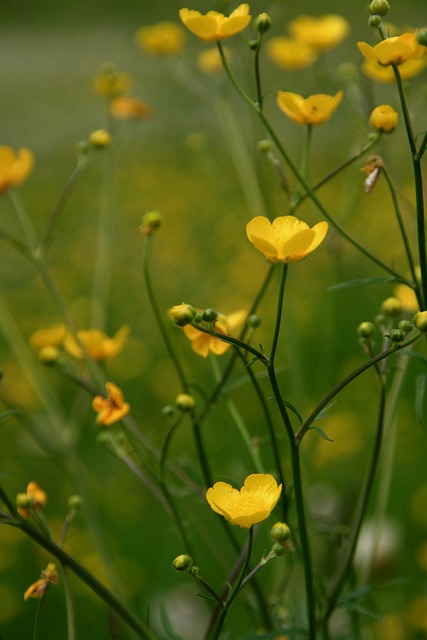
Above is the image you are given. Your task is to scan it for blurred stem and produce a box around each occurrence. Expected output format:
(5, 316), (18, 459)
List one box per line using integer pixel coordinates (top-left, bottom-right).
(254, 33), (264, 110)
(289, 125), (312, 214)
(33, 597), (45, 640)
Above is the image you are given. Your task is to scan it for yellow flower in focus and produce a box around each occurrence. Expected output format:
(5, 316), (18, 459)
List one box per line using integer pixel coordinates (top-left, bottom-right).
(369, 105), (398, 133)
(63, 326), (129, 361)
(357, 33), (424, 66)
(0, 146), (34, 194)
(288, 14), (349, 51)
(362, 56), (426, 82)
(206, 473), (282, 529)
(17, 481), (48, 518)
(267, 37), (317, 71)
(93, 64), (133, 99)
(183, 310), (246, 358)
(198, 47), (231, 73)
(246, 215), (328, 263)
(24, 563), (59, 601)
(179, 4), (251, 42)
(277, 90), (343, 125)
(29, 324), (67, 350)
(136, 22), (185, 56)
(109, 97), (152, 120)
(92, 382), (130, 426)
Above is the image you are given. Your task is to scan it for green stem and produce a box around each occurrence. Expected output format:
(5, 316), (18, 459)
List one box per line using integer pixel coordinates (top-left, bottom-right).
(254, 33), (264, 110)
(270, 264), (288, 365)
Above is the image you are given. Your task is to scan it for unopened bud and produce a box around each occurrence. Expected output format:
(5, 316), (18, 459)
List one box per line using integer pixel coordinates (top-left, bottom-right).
(68, 495), (82, 511)
(175, 393), (195, 412)
(202, 308), (218, 324)
(389, 329), (405, 343)
(169, 304), (196, 327)
(38, 346), (60, 365)
(381, 297), (402, 318)
(89, 129), (112, 148)
(398, 320), (413, 335)
(248, 39), (258, 50)
(414, 311), (427, 332)
(253, 13), (272, 33)
(416, 29), (427, 47)
(140, 210), (162, 236)
(369, 0), (390, 16)
(270, 522), (291, 544)
(257, 139), (271, 154)
(357, 322), (375, 339)
(247, 314), (261, 328)
(368, 15), (383, 28)
(173, 554), (193, 571)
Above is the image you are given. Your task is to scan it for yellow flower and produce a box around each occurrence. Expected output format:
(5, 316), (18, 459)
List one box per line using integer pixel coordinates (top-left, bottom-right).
(93, 64), (133, 99)
(29, 323), (67, 350)
(109, 97), (152, 120)
(63, 326), (129, 361)
(288, 14), (349, 51)
(92, 382), (130, 426)
(16, 481), (48, 518)
(266, 37), (317, 71)
(179, 4), (251, 42)
(246, 215), (328, 263)
(357, 33), (424, 66)
(136, 22), (185, 56)
(183, 310), (246, 358)
(369, 105), (398, 132)
(277, 90), (343, 125)
(394, 284), (419, 313)
(361, 56), (426, 82)
(0, 146), (34, 194)
(89, 129), (112, 148)
(206, 473), (282, 529)
(24, 563), (59, 601)
(197, 47), (231, 73)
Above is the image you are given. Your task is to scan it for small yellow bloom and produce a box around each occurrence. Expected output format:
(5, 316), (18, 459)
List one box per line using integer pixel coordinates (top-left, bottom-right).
(288, 14), (349, 51)
(183, 310), (246, 358)
(0, 146), (34, 194)
(89, 129), (112, 148)
(92, 382), (130, 426)
(369, 105), (398, 132)
(136, 22), (185, 56)
(93, 64), (133, 99)
(206, 473), (282, 529)
(179, 4), (251, 42)
(277, 90), (343, 125)
(63, 326), (129, 361)
(247, 215), (328, 263)
(357, 33), (424, 66)
(197, 47), (231, 74)
(109, 97), (152, 120)
(24, 563), (59, 601)
(17, 482), (48, 518)
(361, 56), (426, 83)
(267, 37), (317, 71)
(29, 324), (67, 350)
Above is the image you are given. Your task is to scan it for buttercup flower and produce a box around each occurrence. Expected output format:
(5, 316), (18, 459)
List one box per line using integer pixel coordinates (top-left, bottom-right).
(288, 14), (349, 51)
(179, 4), (251, 42)
(16, 482), (48, 518)
(109, 97), (152, 120)
(0, 146), (34, 194)
(276, 91), (343, 125)
(29, 323), (67, 351)
(267, 37), (317, 71)
(93, 64), (132, 99)
(63, 326), (129, 361)
(357, 33), (424, 66)
(183, 310), (246, 357)
(24, 563), (59, 601)
(369, 105), (398, 133)
(246, 215), (328, 263)
(361, 56), (426, 82)
(206, 473), (282, 529)
(136, 22), (185, 56)
(92, 382), (130, 426)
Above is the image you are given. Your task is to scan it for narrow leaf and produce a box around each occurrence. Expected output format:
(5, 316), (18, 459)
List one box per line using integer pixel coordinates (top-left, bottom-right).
(310, 426), (334, 442)
(415, 373), (427, 426)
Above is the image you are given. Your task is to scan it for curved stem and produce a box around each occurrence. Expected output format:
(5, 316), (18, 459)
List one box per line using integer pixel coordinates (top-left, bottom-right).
(270, 264), (288, 364)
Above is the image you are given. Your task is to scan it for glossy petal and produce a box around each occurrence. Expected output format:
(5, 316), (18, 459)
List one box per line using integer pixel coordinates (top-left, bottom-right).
(277, 91), (343, 125)
(288, 14), (349, 51)
(0, 146), (34, 193)
(179, 4), (251, 42)
(92, 382), (130, 426)
(358, 33), (424, 66)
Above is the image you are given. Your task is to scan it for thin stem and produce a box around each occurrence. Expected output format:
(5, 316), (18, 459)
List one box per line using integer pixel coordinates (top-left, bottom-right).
(254, 34), (264, 110)
(270, 264), (288, 365)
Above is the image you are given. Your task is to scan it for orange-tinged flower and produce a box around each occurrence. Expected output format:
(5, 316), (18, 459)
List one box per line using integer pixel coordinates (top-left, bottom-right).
(246, 215), (328, 263)
(92, 382), (130, 426)
(93, 64), (133, 99)
(109, 97), (152, 120)
(267, 37), (317, 71)
(179, 4), (251, 42)
(63, 326), (129, 361)
(288, 14), (349, 51)
(183, 310), (246, 358)
(369, 105), (398, 132)
(29, 324), (67, 350)
(357, 33), (424, 66)
(361, 56), (426, 82)
(136, 22), (185, 56)
(206, 473), (282, 529)
(24, 563), (59, 601)
(277, 90), (343, 125)
(17, 482), (48, 518)
(0, 146), (34, 194)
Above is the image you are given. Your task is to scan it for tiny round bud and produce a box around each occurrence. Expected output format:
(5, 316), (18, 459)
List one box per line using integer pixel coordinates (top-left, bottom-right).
(175, 393), (196, 412)
(369, 105), (398, 133)
(272, 542), (285, 556)
(89, 129), (112, 149)
(247, 314), (261, 328)
(416, 29), (427, 47)
(375, 313), (386, 326)
(398, 320), (413, 335)
(38, 346), (60, 365)
(253, 12), (272, 33)
(367, 132), (380, 142)
(368, 15), (383, 28)
(140, 210), (162, 236)
(357, 322), (375, 339)
(16, 493), (32, 508)
(76, 140), (90, 155)
(369, 0), (390, 16)
(414, 311), (427, 332)
(68, 495), (82, 511)
(96, 432), (110, 445)
(270, 522), (291, 544)
(169, 303), (196, 327)
(381, 297), (402, 318)
(202, 308), (218, 323)
(389, 329), (405, 343)
(173, 554), (193, 571)
(161, 405), (175, 417)
(193, 312), (203, 324)
(248, 39), (258, 50)
(190, 565), (200, 578)
(257, 139), (272, 154)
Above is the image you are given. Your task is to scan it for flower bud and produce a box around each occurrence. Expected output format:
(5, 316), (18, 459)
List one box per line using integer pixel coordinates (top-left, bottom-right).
(398, 320), (413, 335)
(140, 210), (162, 236)
(68, 495), (82, 511)
(381, 297), (402, 318)
(416, 29), (427, 47)
(173, 554), (193, 571)
(357, 322), (375, 339)
(247, 314), (261, 328)
(190, 565), (200, 578)
(414, 311), (427, 332)
(169, 303), (196, 326)
(248, 39), (258, 51)
(161, 405), (175, 417)
(369, 0), (390, 16)
(193, 312), (203, 324)
(369, 105), (398, 133)
(202, 308), (218, 323)
(175, 393), (196, 412)
(389, 329), (405, 343)
(253, 13), (272, 33)
(76, 140), (90, 156)
(16, 493), (32, 509)
(270, 522), (291, 544)
(257, 139), (271, 154)
(272, 542), (285, 556)
(368, 15), (383, 28)
(89, 129), (112, 149)
(38, 346), (60, 365)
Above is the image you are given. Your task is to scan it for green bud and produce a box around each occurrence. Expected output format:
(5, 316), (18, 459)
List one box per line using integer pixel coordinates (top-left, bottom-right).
(248, 39), (258, 51)
(357, 322), (375, 339)
(414, 311), (427, 332)
(253, 12), (272, 33)
(368, 15), (383, 28)
(381, 297), (402, 318)
(257, 139), (272, 154)
(169, 303), (196, 327)
(175, 393), (196, 412)
(247, 314), (261, 328)
(272, 542), (285, 556)
(140, 210), (162, 236)
(270, 522), (291, 544)
(417, 29), (427, 47)
(173, 554), (193, 571)
(190, 565), (200, 578)
(367, 132), (380, 142)
(375, 313), (386, 327)
(369, 0), (390, 16)
(193, 312), (203, 324)
(16, 493), (32, 509)
(68, 495), (82, 511)
(398, 320), (413, 335)
(161, 405), (175, 417)
(389, 329), (405, 343)
(76, 140), (90, 155)
(202, 308), (218, 323)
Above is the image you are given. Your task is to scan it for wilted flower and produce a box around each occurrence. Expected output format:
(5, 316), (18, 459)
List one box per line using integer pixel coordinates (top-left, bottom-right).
(246, 215), (328, 263)
(369, 105), (398, 132)
(93, 64), (132, 99)
(357, 33), (424, 66)
(0, 146), (34, 194)
(206, 473), (282, 529)
(179, 4), (251, 42)
(288, 14), (349, 51)
(92, 382), (130, 426)
(183, 310), (246, 357)
(267, 37), (317, 71)
(276, 91), (343, 125)
(109, 97), (152, 120)
(136, 22), (185, 56)
(63, 326), (129, 361)
(24, 563), (59, 601)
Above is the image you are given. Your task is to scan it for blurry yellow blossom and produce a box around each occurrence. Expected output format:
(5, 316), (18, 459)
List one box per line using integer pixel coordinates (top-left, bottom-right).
(0, 146), (34, 194)
(109, 97), (152, 120)
(183, 310), (246, 357)
(266, 37), (317, 70)
(89, 129), (112, 148)
(276, 91), (343, 125)
(198, 46), (231, 73)
(136, 22), (185, 56)
(92, 382), (130, 426)
(394, 266), (420, 312)
(407, 597), (427, 631)
(179, 4), (251, 42)
(358, 33), (424, 66)
(63, 326), (129, 361)
(288, 14), (349, 51)
(247, 216), (328, 263)
(206, 473), (282, 529)
(93, 64), (132, 99)
(362, 56), (426, 82)
(169, 303), (196, 326)
(29, 323), (67, 350)
(369, 105), (398, 132)
(16, 481), (47, 518)
(24, 563), (59, 601)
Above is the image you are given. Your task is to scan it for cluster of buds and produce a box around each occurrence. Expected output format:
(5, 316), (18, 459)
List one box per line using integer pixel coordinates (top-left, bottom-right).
(270, 522), (292, 556)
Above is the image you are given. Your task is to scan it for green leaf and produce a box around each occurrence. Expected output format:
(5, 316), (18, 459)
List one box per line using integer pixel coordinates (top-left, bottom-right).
(268, 397), (303, 423)
(327, 276), (398, 292)
(416, 373), (427, 426)
(309, 426), (334, 442)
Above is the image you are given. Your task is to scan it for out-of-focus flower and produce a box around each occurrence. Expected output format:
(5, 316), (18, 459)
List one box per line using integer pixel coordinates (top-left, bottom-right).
(369, 105), (398, 132)
(136, 22), (185, 56)
(179, 4), (251, 42)
(29, 324), (67, 351)
(288, 14), (349, 51)
(206, 473), (282, 529)
(267, 37), (317, 70)
(109, 97), (152, 120)
(361, 56), (426, 82)
(24, 563), (59, 601)
(92, 382), (130, 426)
(246, 215), (328, 263)
(63, 326), (129, 361)
(93, 64), (133, 99)
(394, 284), (419, 313)
(139, 210), (162, 236)
(357, 33), (424, 66)
(197, 46), (231, 73)
(183, 310), (246, 357)
(16, 482), (47, 518)
(0, 146), (34, 194)
(89, 129), (112, 148)
(276, 90), (343, 125)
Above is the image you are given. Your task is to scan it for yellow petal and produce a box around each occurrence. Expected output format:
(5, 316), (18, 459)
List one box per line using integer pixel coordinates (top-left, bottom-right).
(276, 91), (307, 124)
